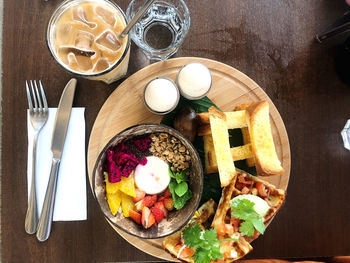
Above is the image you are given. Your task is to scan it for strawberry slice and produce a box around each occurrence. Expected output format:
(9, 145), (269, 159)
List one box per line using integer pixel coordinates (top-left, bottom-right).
(135, 195), (158, 211)
(151, 207), (164, 223)
(134, 200), (144, 212)
(154, 201), (168, 218)
(163, 188), (172, 198)
(163, 197), (174, 211)
(133, 189), (146, 202)
(129, 210), (141, 225)
(142, 207), (155, 229)
(150, 194), (157, 206)
(142, 196), (155, 208)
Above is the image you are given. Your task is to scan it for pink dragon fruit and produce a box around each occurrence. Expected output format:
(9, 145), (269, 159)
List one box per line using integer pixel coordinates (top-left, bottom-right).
(133, 138), (151, 152)
(105, 142), (148, 183)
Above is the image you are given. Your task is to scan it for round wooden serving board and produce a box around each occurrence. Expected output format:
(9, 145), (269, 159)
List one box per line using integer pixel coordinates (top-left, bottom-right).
(87, 57), (291, 262)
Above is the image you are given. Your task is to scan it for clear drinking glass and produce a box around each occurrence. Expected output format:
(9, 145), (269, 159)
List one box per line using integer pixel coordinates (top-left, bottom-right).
(126, 0), (190, 61)
(47, 0), (130, 84)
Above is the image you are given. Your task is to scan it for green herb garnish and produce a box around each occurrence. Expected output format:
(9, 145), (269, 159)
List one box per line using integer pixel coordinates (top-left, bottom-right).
(230, 199), (265, 236)
(168, 167), (192, 210)
(183, 223), (237, 263)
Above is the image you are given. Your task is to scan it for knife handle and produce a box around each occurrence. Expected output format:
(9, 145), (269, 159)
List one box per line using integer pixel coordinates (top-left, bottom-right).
(36, 158), (60, 242)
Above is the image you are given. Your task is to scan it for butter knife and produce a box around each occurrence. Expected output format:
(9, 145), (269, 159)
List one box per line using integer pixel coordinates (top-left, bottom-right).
(36, 79), (77, 242)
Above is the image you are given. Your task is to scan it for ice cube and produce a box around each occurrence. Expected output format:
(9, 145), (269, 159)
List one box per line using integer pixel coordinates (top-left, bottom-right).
(73, 6), (97, 29)
(74, 30), (94, 50)
(93, 58), (110, 72)
(75, 54), (93, 71)
(56, 24), (72, 45)
(67, 52), (79, 68)
(95, 30), (121, 52)
(59, 49), (92, 72)
(95, 6), (116, 26)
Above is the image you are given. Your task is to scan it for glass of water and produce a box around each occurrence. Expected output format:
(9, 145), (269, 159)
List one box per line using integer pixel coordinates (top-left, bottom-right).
(126, 0), (190, 61)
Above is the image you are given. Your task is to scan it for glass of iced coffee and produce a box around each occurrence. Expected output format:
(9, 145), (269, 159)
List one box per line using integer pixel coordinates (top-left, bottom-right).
(47, 0), (130, 84)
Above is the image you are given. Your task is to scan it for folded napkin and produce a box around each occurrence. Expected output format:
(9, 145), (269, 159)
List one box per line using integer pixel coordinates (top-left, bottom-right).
(27, 108), (87, 221)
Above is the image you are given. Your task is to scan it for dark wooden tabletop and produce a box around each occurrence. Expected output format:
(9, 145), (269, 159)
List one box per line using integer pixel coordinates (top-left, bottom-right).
(2, 0), (350, 262)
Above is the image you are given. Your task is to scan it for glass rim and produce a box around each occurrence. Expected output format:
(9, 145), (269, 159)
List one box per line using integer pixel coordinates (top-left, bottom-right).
(126, 0), (191, 55)
(46, 0), (131, 78)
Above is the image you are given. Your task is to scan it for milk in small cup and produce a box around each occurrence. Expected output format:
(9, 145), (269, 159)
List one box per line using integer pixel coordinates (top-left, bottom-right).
(176, 63), (212, 100)
(143, 77), (180, 115)
(47, 0), (130, 84)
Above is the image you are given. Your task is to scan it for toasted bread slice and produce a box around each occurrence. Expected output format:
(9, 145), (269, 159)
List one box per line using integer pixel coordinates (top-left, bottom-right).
(203, 134), (253, 174)
(234, 104), (255, 167)
(209, 107), (236, 186)
(197, 111), (247, 135)
(246, 101), (284, 176)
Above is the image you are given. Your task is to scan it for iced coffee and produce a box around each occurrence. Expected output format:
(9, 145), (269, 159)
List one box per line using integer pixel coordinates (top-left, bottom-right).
(47, 0), (130, 83)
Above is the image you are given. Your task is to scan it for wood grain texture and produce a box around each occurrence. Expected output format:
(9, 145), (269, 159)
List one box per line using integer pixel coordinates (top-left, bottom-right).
(2, 0), (350, 262)
(87, 57), (291, 261)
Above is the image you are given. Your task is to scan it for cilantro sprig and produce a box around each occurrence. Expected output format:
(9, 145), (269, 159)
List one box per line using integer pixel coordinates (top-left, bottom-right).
(183, 223), (236, 263)
(230, 199), (266, 237)
(168, 167), (192, 210)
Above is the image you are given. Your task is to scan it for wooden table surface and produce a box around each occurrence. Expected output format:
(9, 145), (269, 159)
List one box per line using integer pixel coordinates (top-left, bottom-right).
(2, 0), (350, 262)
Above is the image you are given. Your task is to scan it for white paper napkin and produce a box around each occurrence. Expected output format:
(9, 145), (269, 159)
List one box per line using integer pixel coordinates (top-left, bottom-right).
(27, 108), (87, 221)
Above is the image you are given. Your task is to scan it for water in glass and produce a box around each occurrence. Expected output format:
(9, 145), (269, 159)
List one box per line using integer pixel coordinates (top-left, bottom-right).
(127, 0), (190, 61)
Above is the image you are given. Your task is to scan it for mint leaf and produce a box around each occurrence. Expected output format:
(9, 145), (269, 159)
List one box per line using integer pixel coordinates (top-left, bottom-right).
(173, 189), (192, 210)
(168, 180), (177, 193)
(168, 166), (192, 210)
(169, 166), (175, 179)
(175, 173), (188, 183)
(175, 181), (188, 197)
(169, 167), (188, 183)
(230, 199), (266, 236)
(174, 170), (189, 183)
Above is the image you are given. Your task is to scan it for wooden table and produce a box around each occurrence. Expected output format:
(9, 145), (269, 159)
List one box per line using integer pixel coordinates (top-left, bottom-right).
(2, 1), (350, 262)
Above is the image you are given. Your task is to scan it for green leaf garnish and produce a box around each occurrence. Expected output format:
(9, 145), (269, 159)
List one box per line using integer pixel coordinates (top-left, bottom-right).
(168, 168), (192, 210)
(230, 199), (266, 236)
(175, 181), (188, 197)
(183, 223), (237, 263)
(169, 167), (189, 183)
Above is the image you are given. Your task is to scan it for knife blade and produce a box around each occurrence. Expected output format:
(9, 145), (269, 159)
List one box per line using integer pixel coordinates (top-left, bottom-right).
(51, 79), (77, 159)
(36, 78), (77, 242)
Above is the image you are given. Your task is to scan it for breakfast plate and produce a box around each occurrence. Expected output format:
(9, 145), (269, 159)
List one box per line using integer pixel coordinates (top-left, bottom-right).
(87, 57), (291, 261)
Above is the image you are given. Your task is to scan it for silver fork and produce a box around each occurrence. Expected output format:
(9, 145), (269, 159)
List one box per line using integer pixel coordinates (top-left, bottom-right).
(25, 80), (49, 234)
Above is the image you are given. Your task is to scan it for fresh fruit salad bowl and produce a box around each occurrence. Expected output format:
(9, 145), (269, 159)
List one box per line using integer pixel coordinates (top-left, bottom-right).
(92, 123), (203, 239)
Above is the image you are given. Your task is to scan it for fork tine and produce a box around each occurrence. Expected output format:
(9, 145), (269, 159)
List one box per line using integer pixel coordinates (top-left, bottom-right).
(39, 80), (48, 111)
(30, 80), (38, 110)
(25, 81), (33, 111)
(34, 80), (43, 111)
